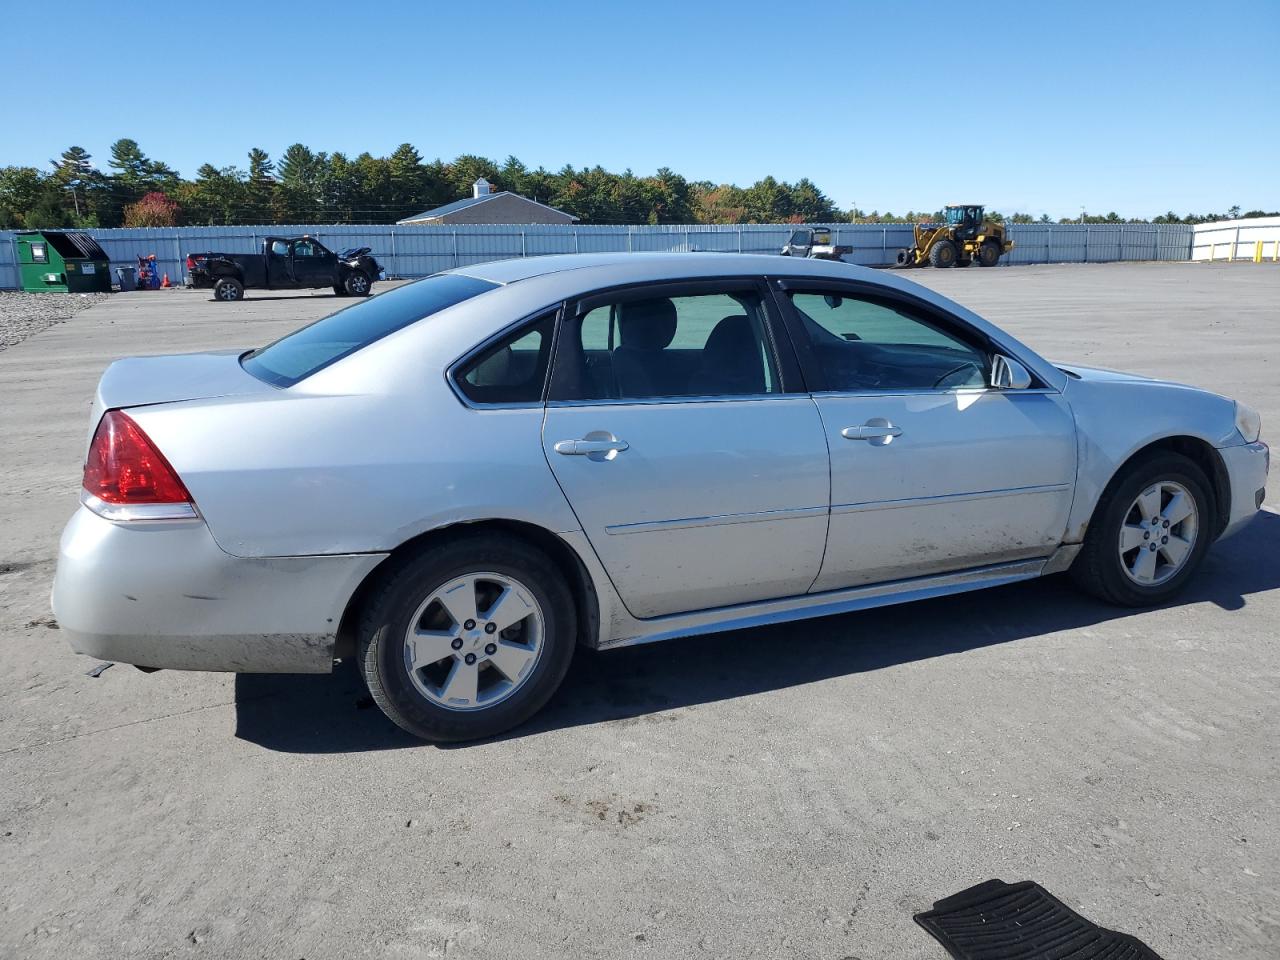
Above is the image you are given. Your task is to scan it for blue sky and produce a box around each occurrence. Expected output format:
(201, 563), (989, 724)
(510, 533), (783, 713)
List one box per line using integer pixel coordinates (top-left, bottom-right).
(3, 0), (1276, 218)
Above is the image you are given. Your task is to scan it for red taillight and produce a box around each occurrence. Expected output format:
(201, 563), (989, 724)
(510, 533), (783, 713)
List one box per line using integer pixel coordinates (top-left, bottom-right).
(83, 410), (192, 506)
(185, 255), (195, 270)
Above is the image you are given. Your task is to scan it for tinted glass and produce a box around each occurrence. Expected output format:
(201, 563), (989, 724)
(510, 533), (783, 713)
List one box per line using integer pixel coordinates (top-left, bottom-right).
(551, 289), (780, 401)
(242, 274), (497, 387)
(455, 312), (556, 404)
(788, 292), (988, 391)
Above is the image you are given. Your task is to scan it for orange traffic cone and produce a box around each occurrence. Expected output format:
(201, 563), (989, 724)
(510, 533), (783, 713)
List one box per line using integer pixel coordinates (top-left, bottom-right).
(161, 273), (171, 288)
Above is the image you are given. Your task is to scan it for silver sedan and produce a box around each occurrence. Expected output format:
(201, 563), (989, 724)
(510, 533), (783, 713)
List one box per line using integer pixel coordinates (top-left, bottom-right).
(52, 254), (1269, 741)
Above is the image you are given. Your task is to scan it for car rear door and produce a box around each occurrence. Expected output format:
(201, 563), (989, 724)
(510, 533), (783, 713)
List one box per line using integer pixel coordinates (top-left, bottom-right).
(291, 239), (334, 287)
(774, 278), (1077, 592)
(265, 239), (293, 288)
(541, 279), (830, 619)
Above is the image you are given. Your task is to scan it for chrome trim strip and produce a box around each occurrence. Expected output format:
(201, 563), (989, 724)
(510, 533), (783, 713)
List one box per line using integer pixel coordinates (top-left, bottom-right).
(604, 504), (828, 536)
(599, 557), (1047, 650)
(809, 387), (1061, 399)
(81, 491), (200, 522)
(546, 392), (794, 409)
(830, 482), (1072, 516)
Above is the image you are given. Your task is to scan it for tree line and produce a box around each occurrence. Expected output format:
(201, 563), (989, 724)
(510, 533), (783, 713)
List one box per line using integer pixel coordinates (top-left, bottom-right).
(0, 139), (1273, 230)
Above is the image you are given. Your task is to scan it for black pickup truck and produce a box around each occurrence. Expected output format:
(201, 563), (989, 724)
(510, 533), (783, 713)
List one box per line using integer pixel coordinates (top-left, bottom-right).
(185, 236), (382, 302)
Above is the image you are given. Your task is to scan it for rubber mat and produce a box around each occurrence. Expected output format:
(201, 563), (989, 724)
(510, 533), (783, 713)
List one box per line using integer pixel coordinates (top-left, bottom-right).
(914, 879), (1163, 960)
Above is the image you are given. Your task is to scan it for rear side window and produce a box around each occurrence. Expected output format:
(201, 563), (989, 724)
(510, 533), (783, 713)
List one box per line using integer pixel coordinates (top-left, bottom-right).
(455, 312), (557, 405)
(242, 274), (497, 387)
(550, 289), (781, 401)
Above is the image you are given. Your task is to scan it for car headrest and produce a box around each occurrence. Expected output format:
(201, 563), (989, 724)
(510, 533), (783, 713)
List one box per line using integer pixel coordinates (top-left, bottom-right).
(618, 298), (678, 351)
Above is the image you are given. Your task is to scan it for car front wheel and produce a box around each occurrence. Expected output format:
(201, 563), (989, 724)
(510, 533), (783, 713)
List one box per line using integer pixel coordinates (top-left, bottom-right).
(344, 271), (371, 296)
(357, 535), (576, 742)
(1070, 452), (1214, 606)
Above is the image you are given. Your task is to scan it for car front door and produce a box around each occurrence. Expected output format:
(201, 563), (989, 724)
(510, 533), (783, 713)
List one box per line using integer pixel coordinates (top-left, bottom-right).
(291, 239), (335, 287)
(775, 280), (1077, 592)
(542, 280), (830, 619)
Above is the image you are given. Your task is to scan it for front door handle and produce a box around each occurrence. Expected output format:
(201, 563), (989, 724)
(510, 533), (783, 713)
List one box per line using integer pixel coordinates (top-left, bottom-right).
(553, 436), (630, 459)
(840, 420), (903, 445)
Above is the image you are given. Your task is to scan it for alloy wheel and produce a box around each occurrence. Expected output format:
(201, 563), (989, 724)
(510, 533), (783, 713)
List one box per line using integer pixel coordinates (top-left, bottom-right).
(1117, 480), (1199, 586)
(402, 572), (545, 711)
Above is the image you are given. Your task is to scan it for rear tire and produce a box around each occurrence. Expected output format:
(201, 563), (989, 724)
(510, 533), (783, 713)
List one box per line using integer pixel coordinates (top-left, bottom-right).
(344, 271), (371, 296)
(357, 534), (577, 742)
(213, 277), (244, 302)
(978, 241), (1001, 267)
(1070, 452), (1214, 606)
(929, 240), (957, 268)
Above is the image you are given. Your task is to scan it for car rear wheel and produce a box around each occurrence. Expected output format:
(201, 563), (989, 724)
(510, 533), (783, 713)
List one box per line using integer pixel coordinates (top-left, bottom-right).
(978, 241), (1001, 267)
(213, 277), (244, 302)
(357, 535), (576, 742)
(1070, 452), (1214, 606)
(929, 240), (957, 268)
(344, 271), (371, 296)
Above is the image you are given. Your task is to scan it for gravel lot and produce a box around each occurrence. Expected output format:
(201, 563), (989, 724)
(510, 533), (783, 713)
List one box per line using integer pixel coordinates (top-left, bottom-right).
(0, 291), (109, 352)
(0, 264), (1276, 960)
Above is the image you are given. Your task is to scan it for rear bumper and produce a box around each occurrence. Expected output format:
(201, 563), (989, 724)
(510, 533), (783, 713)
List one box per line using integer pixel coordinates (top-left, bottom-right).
(52, 507), (386, 673)
(1219, 440), (1269, 539)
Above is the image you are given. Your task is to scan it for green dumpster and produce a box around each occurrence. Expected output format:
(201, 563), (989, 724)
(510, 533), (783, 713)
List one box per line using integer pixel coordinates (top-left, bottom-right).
(15, 231), (111, 293)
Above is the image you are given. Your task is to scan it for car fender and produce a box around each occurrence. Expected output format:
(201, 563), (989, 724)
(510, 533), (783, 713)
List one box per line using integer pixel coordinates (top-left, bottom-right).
(1061, 376), (1239, 542)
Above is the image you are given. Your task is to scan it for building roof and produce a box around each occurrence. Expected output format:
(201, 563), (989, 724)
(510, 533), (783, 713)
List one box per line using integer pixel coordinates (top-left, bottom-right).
(397, 191), (578, 224)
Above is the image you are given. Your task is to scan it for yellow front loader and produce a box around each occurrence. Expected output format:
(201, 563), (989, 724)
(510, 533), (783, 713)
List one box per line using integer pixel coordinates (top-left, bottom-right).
(895, 205), (1014, 268)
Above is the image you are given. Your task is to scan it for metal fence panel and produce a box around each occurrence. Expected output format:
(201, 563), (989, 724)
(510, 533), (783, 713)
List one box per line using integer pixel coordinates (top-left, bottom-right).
(0, 221), (1198, 289)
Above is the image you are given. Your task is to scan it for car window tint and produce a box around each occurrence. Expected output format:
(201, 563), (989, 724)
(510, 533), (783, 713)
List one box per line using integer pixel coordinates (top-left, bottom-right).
(552, 289), (780, 401)
(270, 240), (288, 256)
(788, 292), (988, 392)
(455, 312), (556, 405)
(242, 273), (498, 387)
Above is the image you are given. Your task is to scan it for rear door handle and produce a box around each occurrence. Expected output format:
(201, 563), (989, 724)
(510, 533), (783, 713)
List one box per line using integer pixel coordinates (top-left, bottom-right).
(553, 438), (630, 456)
(840, 421), (903, 444)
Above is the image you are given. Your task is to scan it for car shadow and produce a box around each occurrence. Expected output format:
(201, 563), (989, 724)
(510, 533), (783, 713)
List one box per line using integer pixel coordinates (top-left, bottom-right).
(234, 510), (1280, 754)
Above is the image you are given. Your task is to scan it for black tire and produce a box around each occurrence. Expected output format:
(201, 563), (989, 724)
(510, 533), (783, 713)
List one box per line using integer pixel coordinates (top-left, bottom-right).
(928, 240), (957, 268)
(213, 277), (244, 302)
(357, 534), (577, 742)
(895, 248), (915, 267)
(977, 241), (1001, 267)
(344, 270), (371, 296)
(1070, 452), (1214, 607)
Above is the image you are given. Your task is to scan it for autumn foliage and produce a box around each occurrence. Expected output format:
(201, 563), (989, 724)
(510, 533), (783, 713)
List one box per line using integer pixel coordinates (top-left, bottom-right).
(123, 191), (181, 227)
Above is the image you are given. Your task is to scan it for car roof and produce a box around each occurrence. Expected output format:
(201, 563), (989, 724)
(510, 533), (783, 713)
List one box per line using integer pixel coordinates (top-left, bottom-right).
(450, 251), (879, 286)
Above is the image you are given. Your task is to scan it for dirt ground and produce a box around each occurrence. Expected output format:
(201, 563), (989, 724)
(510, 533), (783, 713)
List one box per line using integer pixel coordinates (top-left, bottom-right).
(0, 263), (1276, 959)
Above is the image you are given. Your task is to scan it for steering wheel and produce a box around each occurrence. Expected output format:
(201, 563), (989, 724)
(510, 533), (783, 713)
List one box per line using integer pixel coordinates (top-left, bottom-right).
(932, 362), (982, 390)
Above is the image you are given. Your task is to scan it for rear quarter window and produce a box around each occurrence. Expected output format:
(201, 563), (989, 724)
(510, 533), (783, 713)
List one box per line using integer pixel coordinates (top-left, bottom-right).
(241, 274), (497, 387)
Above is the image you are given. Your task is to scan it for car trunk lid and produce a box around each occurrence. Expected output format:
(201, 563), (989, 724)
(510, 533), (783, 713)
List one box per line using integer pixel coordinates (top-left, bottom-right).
(88, 350), (274, 448)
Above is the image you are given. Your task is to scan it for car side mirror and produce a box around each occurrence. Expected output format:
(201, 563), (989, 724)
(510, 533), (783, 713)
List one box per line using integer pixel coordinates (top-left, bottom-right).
(991, 354), (1033, 389)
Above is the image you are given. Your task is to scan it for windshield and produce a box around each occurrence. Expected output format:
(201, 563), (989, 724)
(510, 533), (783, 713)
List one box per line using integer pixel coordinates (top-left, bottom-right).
(946, 208), (965, 224)
(241, 274), (498, 387)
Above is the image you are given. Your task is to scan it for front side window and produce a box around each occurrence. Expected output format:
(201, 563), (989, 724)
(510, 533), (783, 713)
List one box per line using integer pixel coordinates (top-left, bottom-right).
(293, 240), (319, 257)
(270, 240), (289, 256)
(788, 291), (988, 392)
(551, 289), (781, 401)
(455, 312), (556, 405)
(242, 273), (497, 387)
